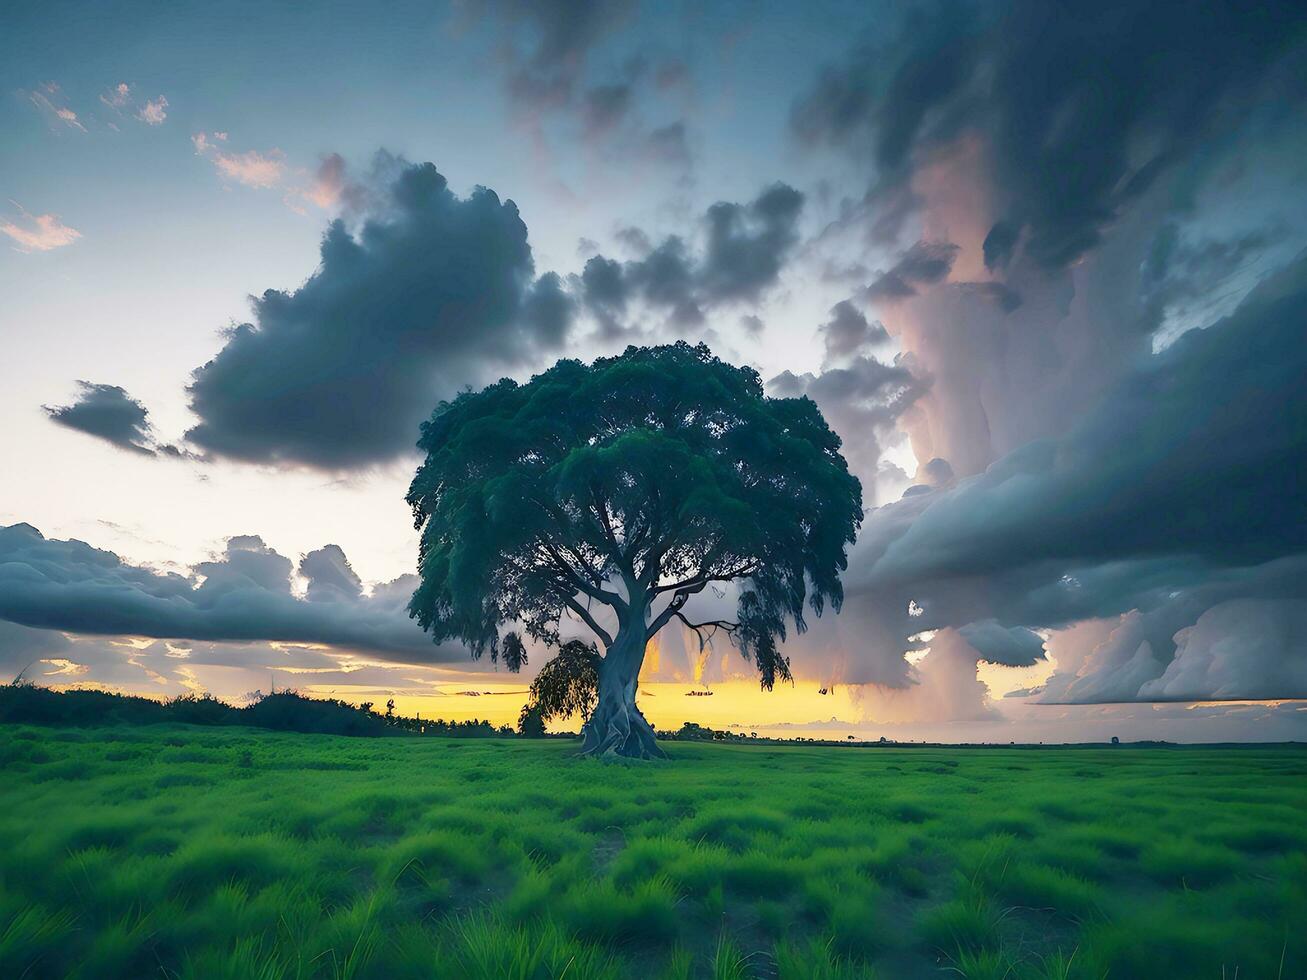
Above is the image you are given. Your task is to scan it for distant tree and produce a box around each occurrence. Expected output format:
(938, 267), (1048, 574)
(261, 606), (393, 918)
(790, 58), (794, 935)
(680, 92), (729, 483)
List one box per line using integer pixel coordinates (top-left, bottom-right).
(517, 703), (547, 738)
(407, 342), (862, 758)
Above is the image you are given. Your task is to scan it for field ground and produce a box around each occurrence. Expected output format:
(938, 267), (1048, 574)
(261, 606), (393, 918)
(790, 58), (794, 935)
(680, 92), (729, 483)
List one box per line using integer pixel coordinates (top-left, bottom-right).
(1, 727), (1304, 979)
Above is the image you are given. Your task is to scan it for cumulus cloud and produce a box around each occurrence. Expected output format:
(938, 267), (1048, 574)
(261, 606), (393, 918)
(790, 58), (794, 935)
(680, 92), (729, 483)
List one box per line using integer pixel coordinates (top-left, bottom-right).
(0, 523), (461, 661)
(768, 353), (926, 504)
(1, 206), (82, 253)
(819, 299), (889, 365)
(185, 158), (571, 468)
(1138, 600), (1307, 701)
(579, 182), (804, 333)
(44, 382), (156, 454)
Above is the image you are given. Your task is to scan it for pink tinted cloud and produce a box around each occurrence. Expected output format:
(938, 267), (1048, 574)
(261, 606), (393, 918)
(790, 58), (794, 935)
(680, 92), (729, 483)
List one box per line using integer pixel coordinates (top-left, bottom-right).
(137, 95), (168, 125)
(100, 82), (131, 109)
(1, 205), (83, 252)
(193, 132), (285, 189)
(27, 83), (86, 132)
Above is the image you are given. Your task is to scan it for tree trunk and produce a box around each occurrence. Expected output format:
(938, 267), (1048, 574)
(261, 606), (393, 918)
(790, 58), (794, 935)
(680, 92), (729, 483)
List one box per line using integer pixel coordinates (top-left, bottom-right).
(578, 617), (666, 760)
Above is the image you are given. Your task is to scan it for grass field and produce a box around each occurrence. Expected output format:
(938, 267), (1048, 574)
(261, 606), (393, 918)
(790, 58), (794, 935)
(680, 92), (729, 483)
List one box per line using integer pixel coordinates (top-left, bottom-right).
(1, 726), (1304, 979)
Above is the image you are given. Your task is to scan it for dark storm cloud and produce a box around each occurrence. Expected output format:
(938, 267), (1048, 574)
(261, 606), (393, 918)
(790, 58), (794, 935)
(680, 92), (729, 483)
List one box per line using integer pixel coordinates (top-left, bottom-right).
(819, 300), (889, 364)
(44, 382), (155, 455)
(644, 121), (691, 170)
(581, 82), (634, 137)
(700, 183), (804, 303)
(0, 522), (461, 661)
(468, 1), (693, 172)
(839, 252), (1307, 701)
(468, 0), (637, 113)
(299, 544), (363, 602)
(185, 160), (570, 469)
(579, 183), (804, 333)
(866, 259), (1307, 581)
(864, 241), (959, 302)
(794, 0), (1307, 269)
(956, 620), (1044, 667)
(768, 353), (927, 499)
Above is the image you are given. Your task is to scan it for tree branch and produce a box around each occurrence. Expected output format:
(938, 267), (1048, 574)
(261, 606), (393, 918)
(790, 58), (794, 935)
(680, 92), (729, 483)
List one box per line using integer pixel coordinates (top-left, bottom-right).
(562, 596), (614, 647)
(645, 580), (708, 638)
(539, 540), (626, 610)
(653, 560), (760, 595)
(673, 611), (740, 651)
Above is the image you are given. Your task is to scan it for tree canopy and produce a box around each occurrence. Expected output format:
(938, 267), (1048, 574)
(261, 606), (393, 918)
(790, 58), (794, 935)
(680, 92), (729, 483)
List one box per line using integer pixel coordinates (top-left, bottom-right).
(407, 341), (862, 755)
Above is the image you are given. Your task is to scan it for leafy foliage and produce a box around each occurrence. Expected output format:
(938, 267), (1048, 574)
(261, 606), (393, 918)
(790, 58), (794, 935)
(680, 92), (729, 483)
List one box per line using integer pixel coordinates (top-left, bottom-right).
(523, 640), (601, 725)
(407, 341), (863, 687)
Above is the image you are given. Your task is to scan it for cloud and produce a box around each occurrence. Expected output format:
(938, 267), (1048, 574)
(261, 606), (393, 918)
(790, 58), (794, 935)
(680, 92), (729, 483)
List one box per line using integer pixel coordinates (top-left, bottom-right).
(25, 83), (86, 131)
(137, 95), (168, 125)
(0, 523), (461, 661)
(1, 206), (82, 252)
(302, 153), (364, 210)
(578, 182), (805, 333)
(768, 353), (926, 503)
(827, 252), (1307, 703)
(794, 0), (1307, 269)
(956, 620), (1045, 667)
(100, 82), (131, 109)
(819, 299), (889, 364)
(98, 82), (168, 125)
(185, 157), (570, 468)
(469, 0), (637, 114)
(581, 82), (633, 137)
(864, 240), (959, 302)
(44, 382), (155, 454)
(466, 2), (693, 173)
(1138, 600), (1307, 701)
(193, 132), (286, 189)
(644, 121), (691, 169)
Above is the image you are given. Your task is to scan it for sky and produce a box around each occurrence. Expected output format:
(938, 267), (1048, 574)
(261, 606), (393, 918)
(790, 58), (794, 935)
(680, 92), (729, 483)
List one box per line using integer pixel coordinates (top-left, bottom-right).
(3, 0), (1306, 742)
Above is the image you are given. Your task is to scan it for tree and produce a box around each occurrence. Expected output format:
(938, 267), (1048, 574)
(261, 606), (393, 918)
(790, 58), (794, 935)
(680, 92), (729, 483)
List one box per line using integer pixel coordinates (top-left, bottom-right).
(517, 703), (547, 738)
(523, 639), (601, 726)
(407, 342), (862, 758)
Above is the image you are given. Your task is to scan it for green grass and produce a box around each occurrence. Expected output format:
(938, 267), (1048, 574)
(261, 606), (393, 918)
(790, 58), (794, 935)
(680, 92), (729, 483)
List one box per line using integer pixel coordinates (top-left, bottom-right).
(0, 726), (1304, 978)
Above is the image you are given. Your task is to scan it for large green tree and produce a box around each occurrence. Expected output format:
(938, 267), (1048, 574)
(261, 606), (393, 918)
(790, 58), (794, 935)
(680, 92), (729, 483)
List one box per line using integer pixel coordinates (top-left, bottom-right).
(407, 342), (862, 758)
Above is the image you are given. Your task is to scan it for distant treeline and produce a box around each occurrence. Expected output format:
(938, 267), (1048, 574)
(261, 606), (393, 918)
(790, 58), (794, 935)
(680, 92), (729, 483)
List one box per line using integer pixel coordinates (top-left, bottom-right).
(0, 684), (789, 743)
(0, 684), (521, 738)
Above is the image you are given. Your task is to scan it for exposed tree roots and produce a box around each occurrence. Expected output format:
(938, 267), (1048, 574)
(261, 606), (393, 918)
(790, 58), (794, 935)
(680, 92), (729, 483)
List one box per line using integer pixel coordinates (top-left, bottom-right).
(578, 692), (666, 760)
